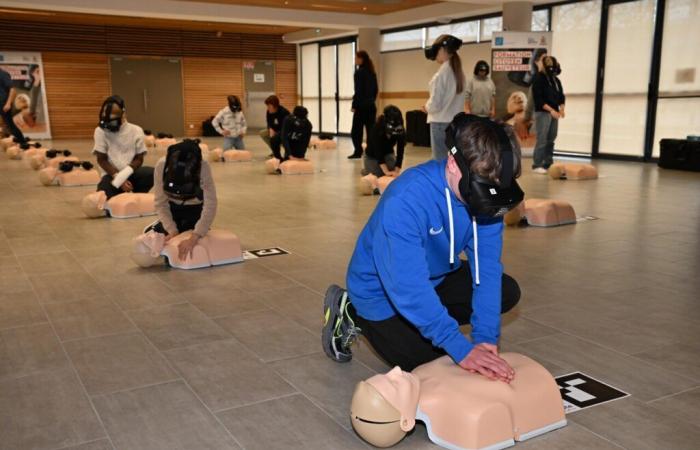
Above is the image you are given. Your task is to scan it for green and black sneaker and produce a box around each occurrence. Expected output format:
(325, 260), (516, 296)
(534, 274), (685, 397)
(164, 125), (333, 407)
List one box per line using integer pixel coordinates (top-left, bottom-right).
(322, 284), (361, 363)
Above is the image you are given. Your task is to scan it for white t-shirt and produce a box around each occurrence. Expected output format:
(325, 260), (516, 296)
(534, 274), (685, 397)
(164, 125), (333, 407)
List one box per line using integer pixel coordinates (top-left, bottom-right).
(93, 122), (147, 171)
(425, 61), (466, 124)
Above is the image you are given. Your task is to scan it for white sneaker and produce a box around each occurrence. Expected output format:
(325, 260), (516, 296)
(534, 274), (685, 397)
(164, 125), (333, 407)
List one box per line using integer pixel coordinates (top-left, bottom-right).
(533, 167), (548, 174)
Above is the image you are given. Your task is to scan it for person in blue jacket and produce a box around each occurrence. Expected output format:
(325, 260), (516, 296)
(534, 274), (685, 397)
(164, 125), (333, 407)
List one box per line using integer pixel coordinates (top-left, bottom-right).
(322, 117), (521, 382)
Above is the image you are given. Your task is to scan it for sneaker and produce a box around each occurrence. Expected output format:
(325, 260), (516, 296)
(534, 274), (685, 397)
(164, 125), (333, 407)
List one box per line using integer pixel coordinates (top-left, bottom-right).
(532, 167), (548, 174)
(347, 153), (362, 159)
(322, 284), (361, 363)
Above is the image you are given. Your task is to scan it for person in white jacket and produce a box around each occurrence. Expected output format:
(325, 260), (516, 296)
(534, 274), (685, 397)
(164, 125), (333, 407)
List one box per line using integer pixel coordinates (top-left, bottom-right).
(423, 35), (466, 161)
(213, 95), (247, 150)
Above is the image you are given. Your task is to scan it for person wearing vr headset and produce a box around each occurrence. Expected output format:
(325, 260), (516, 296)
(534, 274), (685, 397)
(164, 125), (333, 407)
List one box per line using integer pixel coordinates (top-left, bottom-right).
(323, 113), (523, 382)
(260, 95), (290, 158)
(280, 105), (312, 161)
(362, 105), (405, 178)
(348, 50), (379, 160)
(147, 139), (217, 260)
(93, 95), (154, 199)
(0, 66), (28, 144)
(531, 55), (565, 174)
(213, 95), (247, 150)
(422, 35), (466, 161)
(465, 61), (496, 119)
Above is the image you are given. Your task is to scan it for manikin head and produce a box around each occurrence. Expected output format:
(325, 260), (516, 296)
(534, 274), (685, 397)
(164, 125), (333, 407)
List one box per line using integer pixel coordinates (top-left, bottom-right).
(265, 94), (280, 114)
(506, 91), (528, 115)
(350, 366), (420, 447)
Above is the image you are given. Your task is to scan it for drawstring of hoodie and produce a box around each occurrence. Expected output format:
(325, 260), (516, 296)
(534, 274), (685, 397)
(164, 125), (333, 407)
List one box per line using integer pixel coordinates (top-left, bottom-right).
(445, 187), (480, 285)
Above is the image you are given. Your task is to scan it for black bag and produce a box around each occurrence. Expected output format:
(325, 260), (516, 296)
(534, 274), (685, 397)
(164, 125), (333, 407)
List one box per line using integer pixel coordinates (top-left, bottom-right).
(202, 116), (218, 137)
(406, 110), (431, 147)
(659, 139), (700, 172)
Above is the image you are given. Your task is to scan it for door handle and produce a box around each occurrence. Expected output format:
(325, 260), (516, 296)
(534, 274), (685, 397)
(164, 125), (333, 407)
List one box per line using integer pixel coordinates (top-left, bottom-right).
(143, 89), (148, 112)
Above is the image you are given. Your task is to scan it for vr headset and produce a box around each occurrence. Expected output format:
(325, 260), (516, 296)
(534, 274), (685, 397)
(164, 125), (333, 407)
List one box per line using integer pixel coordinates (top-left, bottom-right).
(163, 139), (203, 201)
(58, 160), (93, 172)
(424, 35), (463, 61)
(382, 105), (405, 138)
(228, 95), (242, 113)
(99, 95), (125, 132)
(19, 142), (42, 150)
(474, 60), (490, 76)
(445, 113), (524, 219)
(45, 149), (72, 159)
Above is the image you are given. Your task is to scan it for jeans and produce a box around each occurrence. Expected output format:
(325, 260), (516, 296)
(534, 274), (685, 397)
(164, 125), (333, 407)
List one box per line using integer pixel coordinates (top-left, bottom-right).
(351, 105), (377, 156)
(223, 135), (245, 150)
(363, 154), (396, 177)
(349, 264), (521, 371)
(97, 166), (154, 200)
(430, 122), (450, 161)
(0, 108), (26, 143)
(533, 111), (558, 169)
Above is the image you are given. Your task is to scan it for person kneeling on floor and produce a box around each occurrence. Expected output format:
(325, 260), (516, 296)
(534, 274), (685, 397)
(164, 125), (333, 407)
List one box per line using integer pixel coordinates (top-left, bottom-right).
(280, 106), (312, 161)
(93, 95), (154, 199)
(323, 113), (524, 382)
(363, 105), (405, 178)
(260, 95), (290, 158)
(145, 139), (217, 260)
(213, 95), (247, 150)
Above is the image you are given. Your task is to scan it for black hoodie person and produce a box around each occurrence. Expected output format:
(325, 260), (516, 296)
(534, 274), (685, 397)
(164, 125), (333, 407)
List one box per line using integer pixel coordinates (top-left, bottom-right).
(348, 50), (379, 159)
(363, 105), (406, 178)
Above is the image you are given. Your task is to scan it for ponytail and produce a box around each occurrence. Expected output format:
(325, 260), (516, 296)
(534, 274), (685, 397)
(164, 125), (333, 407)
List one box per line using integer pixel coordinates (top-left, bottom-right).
(449, 52), (465, 94)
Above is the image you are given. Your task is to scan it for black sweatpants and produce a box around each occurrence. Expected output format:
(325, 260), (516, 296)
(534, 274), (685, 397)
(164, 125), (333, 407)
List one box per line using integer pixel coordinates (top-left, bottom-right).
(149, 202), (203, 235)
(97, 166), (154, 200)
(269, 134), (283, 160)
(350, 265), (520, 371)
(351, 105), (376, 156)
(1, 109), (26, 143)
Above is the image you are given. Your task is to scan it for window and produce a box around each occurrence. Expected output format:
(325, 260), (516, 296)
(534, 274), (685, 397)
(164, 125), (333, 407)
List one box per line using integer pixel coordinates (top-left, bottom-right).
(427, 20), (479, 44)
(380, 29), (424, 52)
(532, 9), (549, 31)
(300, 43), (320, 129)
(480, 16), (502, 41)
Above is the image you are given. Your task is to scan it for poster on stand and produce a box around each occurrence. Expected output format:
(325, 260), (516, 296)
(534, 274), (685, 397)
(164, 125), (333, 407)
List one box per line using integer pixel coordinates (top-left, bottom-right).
(0, 52), (51, 139)
(491, 32), (552, 152)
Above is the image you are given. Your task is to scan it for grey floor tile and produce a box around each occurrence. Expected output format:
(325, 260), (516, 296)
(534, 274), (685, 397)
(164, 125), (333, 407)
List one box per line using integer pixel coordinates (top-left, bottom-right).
(649, 387), (700, 427)
(164, 339), (295, 412)
(256, 285), (324, 333)
(8, 234), (67, 256)
(185, 286), (269, 318)
(499, 314), (559, 345)
(0, 273), (34, 294)
(0, 291), (47, 330)
(94, 274), (184, 311)
(215, 309), (319, 362)
(92, 380), (239, 450)
(514, 421), (623, 449)
(29, 272), (105, 305)
(45, 298), (136, 341)
(64, 332), (178, 396)
(0, 368), (105, 450)
(17, 251), (84, 275)
(128, 303), (231, 351)
(633, 342), (700, 383)
(571, 396), (700, 450)
(270, 353), (376, 429)
(0, 323), (69, 380)
(55, 439), (114, 450)
(217, 394), (367, 450)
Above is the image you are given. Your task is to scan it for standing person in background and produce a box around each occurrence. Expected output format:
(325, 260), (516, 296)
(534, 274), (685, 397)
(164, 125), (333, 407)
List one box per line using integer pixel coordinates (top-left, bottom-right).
(531, 55), (565, 174)
(348, 50), (379, 159)
(259, 95), (290, 158)
(423, 35), (466, 161)
(213, 95), (247, 150)
(465, 60), (496, 119)
(0, 66), (27, 143)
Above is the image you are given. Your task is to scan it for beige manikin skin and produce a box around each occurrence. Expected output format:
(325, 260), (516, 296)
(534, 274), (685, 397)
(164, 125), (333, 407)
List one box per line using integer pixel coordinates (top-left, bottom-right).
(547, 163), (598, 180)
(359, 174), (397, 196)
(39, 167), (100, 187)
(130, 230), (244, 269)
(265, 157), (314, 175)
(351, 353), (567, 450)
(222, 149), (253, 162)
(504, 199), (576, 228)
(82, 191), (156, 219)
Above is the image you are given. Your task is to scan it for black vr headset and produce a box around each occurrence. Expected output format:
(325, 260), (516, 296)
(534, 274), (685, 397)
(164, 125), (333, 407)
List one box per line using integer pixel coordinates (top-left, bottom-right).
(424, 35), (463, 61)
(99, 95), (125, 132)
(228, 95), (242, 113)
(163, 139), (203, 201)
(45, 149), (72, 159)
(58, 160), (93, 172)
(474, 60), (490, 76)
(382, 105), (405, 138)
(445, 113), (524, 219)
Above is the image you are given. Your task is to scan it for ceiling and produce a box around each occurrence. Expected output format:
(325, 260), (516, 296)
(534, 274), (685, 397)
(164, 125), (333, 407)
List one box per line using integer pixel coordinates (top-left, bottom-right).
(0, 7), (304, 34)
(181, 0), (441, 15)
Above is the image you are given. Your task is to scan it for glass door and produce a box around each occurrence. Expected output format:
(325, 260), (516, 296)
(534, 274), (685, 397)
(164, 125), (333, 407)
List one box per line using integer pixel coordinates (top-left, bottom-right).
(595, 0), (656, 157)
(319, 44), (337, 134)
(337, 41), (356, 134)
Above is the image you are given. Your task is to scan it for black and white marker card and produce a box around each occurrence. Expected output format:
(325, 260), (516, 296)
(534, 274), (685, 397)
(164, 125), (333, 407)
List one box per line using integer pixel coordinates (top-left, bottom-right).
(555, 372), (629, 413)
(243, 247), (290, 260)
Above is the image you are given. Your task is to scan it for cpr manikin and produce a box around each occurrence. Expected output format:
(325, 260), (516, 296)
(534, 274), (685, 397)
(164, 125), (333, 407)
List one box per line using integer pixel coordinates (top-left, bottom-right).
(39, 160), (101, 187)
(359, 174), (395, 196)
(351, 353), (566, 450)
(504, 198), (576, 227)
(547, 163), (598, 180)
(82, 190), (156, 219)
(207, 147), (253, 162)
(130, 229), (244, 270)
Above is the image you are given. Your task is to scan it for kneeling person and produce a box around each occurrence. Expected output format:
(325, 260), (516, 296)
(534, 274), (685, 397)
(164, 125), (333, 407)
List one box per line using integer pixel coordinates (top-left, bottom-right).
(148, 139), (217, 260)
(323, 113), (524, 382)
(281, 106), (312, 161)
(94, 95), (154, 198)
(363, 105), (405, 177)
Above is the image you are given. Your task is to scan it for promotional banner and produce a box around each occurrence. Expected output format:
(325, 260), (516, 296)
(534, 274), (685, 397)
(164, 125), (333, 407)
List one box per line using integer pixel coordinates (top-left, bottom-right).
(491, 32), (552, 151)
(0, 52), (51, 139)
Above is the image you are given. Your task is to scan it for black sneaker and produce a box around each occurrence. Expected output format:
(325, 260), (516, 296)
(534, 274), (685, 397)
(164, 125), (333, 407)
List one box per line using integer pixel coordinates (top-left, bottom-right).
(322, 284), (361, 362)
(347, 153), (362, 159)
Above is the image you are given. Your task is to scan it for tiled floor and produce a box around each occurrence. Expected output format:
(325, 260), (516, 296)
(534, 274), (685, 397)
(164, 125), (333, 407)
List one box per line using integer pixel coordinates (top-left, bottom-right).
(1, 135), (699, 450)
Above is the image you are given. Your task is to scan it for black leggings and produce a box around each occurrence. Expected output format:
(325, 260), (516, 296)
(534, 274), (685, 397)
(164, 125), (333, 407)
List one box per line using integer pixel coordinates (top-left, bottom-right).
(97, 166), (154, 200)
(351, 265), (520, 371)
(0, 109), (26, 143)
(150, 202), (203, 235)
(351, 105), (376, 156)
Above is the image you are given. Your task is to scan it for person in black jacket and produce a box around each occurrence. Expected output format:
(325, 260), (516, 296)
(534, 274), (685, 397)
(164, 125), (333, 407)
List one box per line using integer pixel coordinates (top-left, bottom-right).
(280, 106), (313, 161)
(260, 95), (290, 158)
(349, 50), (379, 159)
(363, 105), (405, 178)
(531, 55), (565, 173)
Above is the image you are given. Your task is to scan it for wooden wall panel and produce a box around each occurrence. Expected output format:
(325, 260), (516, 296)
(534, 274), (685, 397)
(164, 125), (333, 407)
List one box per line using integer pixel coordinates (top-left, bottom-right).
(42, 52), (111, 139)
(275, 59), (298, 111)
(182, 57), (243, 137)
